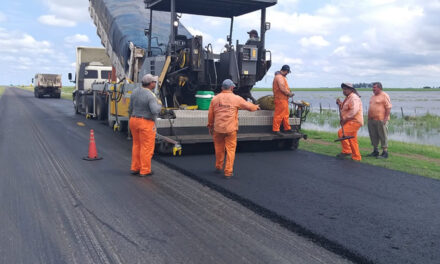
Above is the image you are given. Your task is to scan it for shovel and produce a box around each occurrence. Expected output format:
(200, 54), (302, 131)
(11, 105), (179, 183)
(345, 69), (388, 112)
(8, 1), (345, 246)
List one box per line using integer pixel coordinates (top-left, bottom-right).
(334, 104), (354, 142)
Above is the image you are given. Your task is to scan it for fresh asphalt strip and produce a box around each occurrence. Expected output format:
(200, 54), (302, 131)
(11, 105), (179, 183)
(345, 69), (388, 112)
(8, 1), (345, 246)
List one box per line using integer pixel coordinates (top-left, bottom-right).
(155, 149), (440, 264)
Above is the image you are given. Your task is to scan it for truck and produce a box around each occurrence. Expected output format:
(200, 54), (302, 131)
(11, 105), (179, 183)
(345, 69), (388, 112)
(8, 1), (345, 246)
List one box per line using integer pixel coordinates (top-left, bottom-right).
(33, 73), (62, 98)
(71, 0), (309, 155)
(68, 47), (113, 116)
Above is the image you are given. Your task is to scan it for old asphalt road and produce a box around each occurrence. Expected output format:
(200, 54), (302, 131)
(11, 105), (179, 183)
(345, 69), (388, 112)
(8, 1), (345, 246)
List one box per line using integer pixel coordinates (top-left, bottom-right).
(0, 87), (352, 263)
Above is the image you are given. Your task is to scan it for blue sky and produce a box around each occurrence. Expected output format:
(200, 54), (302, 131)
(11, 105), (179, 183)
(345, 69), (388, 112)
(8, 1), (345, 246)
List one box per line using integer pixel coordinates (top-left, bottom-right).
(0, 0), (439, 88)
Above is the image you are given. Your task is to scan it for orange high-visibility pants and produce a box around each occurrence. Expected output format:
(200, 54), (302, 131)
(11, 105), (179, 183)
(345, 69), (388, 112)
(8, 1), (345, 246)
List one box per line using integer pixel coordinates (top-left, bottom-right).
(213, 131), (237, 176)
(129, 117), (156, 174)
(338, 121), (362, 161)
(273, 99), (291, 132)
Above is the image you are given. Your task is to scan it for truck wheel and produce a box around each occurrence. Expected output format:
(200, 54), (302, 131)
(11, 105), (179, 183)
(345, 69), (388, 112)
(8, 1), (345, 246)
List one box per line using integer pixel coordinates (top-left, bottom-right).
(73, 93), (80, 114)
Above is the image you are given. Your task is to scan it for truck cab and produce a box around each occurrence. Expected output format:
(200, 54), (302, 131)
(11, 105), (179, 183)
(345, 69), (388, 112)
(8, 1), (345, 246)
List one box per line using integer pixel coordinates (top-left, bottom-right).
(81, 62), (113, 91)
(68, 47), (113, 116)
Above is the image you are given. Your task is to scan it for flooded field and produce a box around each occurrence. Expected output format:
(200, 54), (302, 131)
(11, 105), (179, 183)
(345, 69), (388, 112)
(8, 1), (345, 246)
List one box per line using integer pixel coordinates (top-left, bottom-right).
(253, 90), (440, 147)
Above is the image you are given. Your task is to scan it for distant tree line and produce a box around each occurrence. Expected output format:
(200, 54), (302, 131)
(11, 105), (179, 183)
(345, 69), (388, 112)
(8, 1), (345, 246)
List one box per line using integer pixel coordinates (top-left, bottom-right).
(353, 83), (373, 88)
(353, 83), (439, 89)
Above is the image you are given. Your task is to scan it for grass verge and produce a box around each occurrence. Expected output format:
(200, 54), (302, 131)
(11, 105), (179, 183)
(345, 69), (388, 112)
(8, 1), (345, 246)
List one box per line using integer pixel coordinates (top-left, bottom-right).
(0, 86), (5, 97)
(299, 129), (440, 180)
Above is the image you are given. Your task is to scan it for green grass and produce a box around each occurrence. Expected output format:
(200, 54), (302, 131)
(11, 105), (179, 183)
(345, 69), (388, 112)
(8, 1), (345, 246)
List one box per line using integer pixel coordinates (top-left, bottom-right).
(299, 129), (440, 180)
(0, 86), (6, 97)
(253, 87), (440, 92)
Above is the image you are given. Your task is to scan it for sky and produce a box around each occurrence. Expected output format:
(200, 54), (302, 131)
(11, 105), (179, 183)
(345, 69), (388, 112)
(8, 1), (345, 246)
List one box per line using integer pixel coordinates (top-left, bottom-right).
(0, 0), (439, 88)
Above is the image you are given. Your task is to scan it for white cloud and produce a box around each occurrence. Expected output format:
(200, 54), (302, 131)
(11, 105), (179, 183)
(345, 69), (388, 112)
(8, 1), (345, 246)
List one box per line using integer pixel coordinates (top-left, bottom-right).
(299, 35), (330, 48)
(42, 0), (90, 22)
(267, 9), (350, 36)
(0, 11), (6, 22)
(0, 29), (52, 54)
(316, 5), (341, 16)
(38, 15), (76, 27)
(64, 34), (89, 44)
(333, 46), (348, 57)
(339, 35), (352, 43)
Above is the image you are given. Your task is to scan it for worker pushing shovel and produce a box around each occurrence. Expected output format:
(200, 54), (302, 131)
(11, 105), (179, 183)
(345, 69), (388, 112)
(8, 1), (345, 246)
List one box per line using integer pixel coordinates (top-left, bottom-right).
(335, 83), (364, 161)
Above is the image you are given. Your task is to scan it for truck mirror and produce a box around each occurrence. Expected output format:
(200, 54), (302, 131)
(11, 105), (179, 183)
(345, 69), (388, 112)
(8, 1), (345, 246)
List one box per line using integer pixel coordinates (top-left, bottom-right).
(68, 73), (72, 80)
(265, 22), (271, 31)
(32, 78), (34, 83)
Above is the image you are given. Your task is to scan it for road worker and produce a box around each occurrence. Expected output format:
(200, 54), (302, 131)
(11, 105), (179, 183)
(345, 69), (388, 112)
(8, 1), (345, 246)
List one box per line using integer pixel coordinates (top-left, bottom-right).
(246, 29), (260, 45)
(272, 65), (294, 136)
(207, 79), (260, 179)
(128, 74), (162, 177)
(367, 82), (392, 159)
(336, 82), (364, 161)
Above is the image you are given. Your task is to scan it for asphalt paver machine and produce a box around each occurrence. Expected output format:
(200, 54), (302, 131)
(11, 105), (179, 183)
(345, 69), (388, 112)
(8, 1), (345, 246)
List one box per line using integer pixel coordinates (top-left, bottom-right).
(78, 0), (307, 155)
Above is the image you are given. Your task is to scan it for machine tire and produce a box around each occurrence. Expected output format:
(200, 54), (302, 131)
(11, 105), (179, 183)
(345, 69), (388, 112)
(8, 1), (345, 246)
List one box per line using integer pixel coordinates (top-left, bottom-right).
(289, 138), (300, 150)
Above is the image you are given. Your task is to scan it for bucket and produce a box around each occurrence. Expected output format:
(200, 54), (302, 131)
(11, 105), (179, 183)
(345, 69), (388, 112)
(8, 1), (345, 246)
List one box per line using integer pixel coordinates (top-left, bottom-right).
(195, 91), (214, 110)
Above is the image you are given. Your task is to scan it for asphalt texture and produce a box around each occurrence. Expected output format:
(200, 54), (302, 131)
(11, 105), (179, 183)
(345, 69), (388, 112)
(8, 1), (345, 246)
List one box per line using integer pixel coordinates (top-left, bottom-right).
(159, 141), (440, 264)
(0, 87), (353, 264)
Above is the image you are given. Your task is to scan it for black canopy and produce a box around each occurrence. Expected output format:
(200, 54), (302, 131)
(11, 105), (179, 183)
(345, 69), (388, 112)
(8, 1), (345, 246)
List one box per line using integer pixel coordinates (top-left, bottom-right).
(145, 0), (277, 17)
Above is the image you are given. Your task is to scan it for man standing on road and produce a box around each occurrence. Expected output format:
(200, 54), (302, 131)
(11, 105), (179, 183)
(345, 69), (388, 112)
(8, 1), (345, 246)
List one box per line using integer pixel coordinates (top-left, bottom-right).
(272, 65), (294, 136)
(208, 79), (260, 179)
(128, 74), (162, 177)
(336, 83), (364, 161)
(367, 82), (392, 159)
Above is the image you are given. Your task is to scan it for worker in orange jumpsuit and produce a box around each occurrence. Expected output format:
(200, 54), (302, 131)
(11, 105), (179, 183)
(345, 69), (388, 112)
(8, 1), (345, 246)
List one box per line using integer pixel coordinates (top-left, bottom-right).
(272, 65), (294, 136)
(128, 74), (162, 177)
(207, 79), (260, 179)
(336, 82), (364, 161)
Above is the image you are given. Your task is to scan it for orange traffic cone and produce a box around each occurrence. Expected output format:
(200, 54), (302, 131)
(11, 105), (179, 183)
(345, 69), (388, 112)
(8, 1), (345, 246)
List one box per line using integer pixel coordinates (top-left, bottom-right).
(83, 129), (103, 161)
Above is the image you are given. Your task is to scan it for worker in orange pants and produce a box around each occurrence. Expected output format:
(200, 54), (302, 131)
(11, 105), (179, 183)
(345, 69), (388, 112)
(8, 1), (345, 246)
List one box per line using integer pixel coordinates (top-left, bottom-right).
(208, 79), (259, 178)
(272, 65), (294, 135)
(273, 99), (290, 133)
(336, 83), (364, 161)
(129, 118), (156, 175)
(128, 74), (162, 177)
(212, 131), (237, 177)
(338, 121), (362, 161)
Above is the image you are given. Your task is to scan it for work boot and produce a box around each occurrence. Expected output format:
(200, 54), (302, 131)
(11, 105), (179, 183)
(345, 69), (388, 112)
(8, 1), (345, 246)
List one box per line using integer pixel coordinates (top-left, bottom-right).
(336, 153), (351, 159)
(214, 168), (222, 174)
(282, 129), (294, 134)
(367, 150), (379, 157)
(224, 173), (233, 179)
(139, 171), (154, 177)
(377, 151), (388, 159)
(130, 170), (139, 175)
(272, 131), (283, 137)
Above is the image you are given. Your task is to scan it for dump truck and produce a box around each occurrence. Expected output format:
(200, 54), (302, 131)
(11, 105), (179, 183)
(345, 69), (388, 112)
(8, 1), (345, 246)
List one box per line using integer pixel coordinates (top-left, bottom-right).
(33, 74), (62, 98)
(72, 0), (309, 155)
